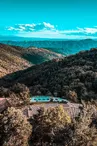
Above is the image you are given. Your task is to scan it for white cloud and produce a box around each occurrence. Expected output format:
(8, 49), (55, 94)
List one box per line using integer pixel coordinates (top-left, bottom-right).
(77, 27), (97, 34)
(83, 27), (97, 34)
(60, 27), (97, 34)
(8, 22), (56, 32)
(8, 26), (25, 31)
(59, 29), (81, 34)
(7, 27), (17, 31)
(43, 22), (55, 29)
(7, 23), (97, 39)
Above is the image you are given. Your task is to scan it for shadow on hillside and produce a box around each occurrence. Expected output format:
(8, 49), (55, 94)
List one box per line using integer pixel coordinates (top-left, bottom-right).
(0, 70), (23, 87)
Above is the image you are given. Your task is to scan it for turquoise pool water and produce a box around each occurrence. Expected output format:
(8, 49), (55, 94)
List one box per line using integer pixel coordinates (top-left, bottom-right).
(30, 96), (68, 103)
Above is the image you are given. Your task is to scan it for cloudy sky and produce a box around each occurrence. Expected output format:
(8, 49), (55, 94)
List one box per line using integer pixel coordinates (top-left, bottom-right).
(0, 0), (97, 39)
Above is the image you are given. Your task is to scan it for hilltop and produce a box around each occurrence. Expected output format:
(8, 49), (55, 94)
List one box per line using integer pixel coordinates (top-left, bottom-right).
(1, 48), (97, 102)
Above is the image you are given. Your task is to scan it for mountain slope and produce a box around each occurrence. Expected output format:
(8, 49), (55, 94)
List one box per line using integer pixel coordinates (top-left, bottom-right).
(1, 48), (97, 102)
(0, 43), (31, 77)
(23, 47), (63, 64)
(0, 43), (63, 77)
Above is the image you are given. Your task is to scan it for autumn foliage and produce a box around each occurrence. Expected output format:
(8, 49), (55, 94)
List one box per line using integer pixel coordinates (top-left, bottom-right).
(0, 107), (32, 146)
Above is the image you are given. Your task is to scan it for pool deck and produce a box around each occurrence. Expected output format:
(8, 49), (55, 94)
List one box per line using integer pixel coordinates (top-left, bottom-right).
(0, 97), (82, 118)
(21, 102), (82, 119)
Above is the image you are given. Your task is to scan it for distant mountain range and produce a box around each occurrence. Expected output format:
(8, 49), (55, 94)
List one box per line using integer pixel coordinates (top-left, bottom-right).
(0, 35), (63, 41)
(1, 39), (97, 55)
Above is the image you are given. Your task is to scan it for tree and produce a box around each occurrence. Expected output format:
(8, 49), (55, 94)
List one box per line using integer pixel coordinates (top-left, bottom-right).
(72, 103), (97, 146)
(67, 90), (78, 102)
(61, 103), (97, 146)
(0, 107), (32, 146)
(31, 105), (71, 145)
(8, 83), (30, 107)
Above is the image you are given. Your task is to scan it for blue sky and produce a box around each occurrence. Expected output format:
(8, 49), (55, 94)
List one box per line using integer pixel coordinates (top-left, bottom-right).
(0, 0), (97, 39)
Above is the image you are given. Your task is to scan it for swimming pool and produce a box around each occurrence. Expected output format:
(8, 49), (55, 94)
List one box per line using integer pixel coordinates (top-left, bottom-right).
(30, 96), (69, 103)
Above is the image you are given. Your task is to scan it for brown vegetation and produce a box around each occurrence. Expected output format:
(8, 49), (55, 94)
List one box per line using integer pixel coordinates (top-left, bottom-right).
(31, 104), (97, 146)
(0, 83), (30, 107)
(0, 103), (97, 146)
(0, 43), (31, 77)
(0, 107), (32, 146)
(0, 43), (62, 77)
